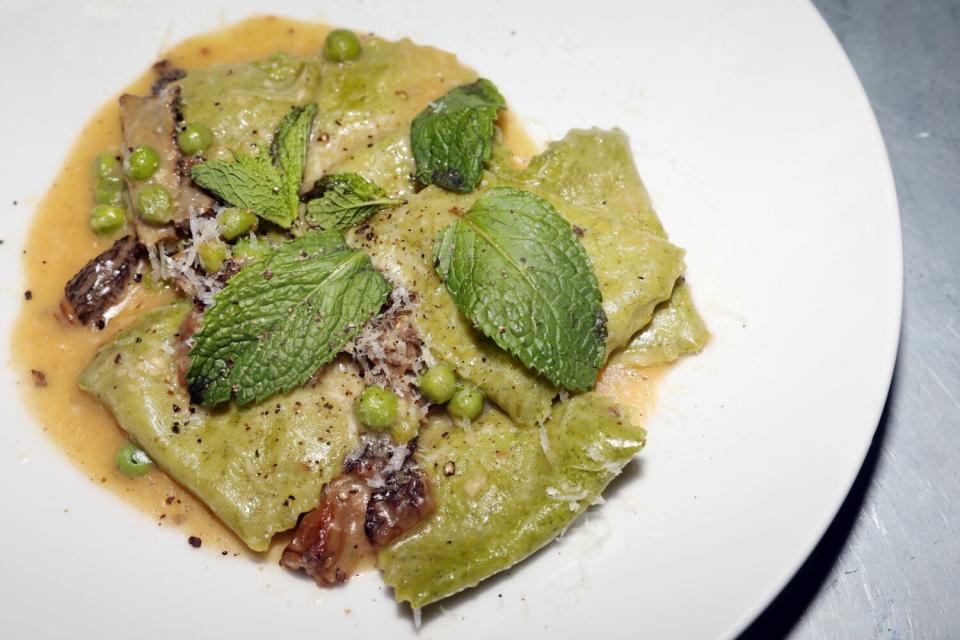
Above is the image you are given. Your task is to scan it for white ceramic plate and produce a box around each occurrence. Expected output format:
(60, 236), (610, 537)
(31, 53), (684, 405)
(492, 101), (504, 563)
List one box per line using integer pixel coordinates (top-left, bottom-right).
(0, 1), (901, 638)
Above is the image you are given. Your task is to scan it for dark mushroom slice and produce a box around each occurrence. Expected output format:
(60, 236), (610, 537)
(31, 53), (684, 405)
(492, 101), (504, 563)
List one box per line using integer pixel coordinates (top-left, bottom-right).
(280, 475), (374, 585)
(150, 59), (187, 96)
(363, 444), (434, 546)
(119, 83), (214, 247)
(281, 435), (435, 586)
(60, 235), (145, 326)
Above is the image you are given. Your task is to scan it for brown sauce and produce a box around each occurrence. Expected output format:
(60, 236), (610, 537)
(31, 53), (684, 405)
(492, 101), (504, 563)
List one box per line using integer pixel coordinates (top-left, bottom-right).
(11, 15), (661, 561)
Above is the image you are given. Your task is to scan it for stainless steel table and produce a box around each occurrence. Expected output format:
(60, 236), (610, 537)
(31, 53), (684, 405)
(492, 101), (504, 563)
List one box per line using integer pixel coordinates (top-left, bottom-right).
(741, 0), (960, 637)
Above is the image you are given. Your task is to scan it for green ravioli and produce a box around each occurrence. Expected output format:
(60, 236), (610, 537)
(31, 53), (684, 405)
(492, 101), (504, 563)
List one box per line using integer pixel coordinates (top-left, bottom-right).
(78, 302), (361, 551)
(507, 127), (665, 237)
(610, 280), (710, 368)
(178, 52), (322, 166)
(501, 128), (708, 367)
(380, 393), (645, 608)
(306, 36), (478, 185)
(326, 129), (417, 197)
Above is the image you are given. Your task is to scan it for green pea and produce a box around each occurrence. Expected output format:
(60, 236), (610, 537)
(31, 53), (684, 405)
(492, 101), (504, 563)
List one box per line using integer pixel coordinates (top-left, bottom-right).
(115, 442), (152, 476)
(323, 29), (362, 62)
(217, 208), (258, 240)
(92, 152), (122, 181)
(177, 123), (214, 156)
(232, 236), (271, 262)
(90, 204), (126, 234)
(418, 363), (457, 404)
(197, 239), (229, 274)
(355, 385), (398, 430)
(448, 383), (484, 420)
(391, 419), (418, 444)
(125, 144), (160, 180)
(136, 183), (174, 224)
(93, 178), (125, 205)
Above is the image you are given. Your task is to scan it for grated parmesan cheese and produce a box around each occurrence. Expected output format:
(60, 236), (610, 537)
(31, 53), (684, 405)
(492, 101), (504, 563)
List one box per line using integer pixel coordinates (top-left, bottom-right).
(586, 443), (623, 475)
(346, 284), (429, 402)
(345, 434), (413, 489)
(146, 209), (225, 307)
(539, 424), (555, 466)
(546, 486), (590, 512)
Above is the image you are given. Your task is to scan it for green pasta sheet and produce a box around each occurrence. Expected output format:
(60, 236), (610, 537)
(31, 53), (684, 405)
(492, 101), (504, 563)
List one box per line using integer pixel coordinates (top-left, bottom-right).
(306, 37), (478, 184)
(178, 39), (475, 188)
(505, 127), (665, 237)
(78, 302), (362, 551)
(379, 392), (645, 608)
(531, 187), (687, 357)
(325, 129), (417, 197)
(178, 52), (322, 164)
(610, 280), (709, 368)
(501, 128), (709, 367)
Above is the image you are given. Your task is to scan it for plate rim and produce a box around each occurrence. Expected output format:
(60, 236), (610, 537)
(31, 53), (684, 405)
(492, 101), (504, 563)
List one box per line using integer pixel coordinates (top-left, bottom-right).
(722, 3), (904, 636)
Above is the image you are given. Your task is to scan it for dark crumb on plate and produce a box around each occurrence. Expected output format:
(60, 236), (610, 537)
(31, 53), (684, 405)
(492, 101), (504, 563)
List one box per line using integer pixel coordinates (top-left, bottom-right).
(30, 369), (47, 387)
(188, 535), (202, 548)
(24, 290), (32, 300)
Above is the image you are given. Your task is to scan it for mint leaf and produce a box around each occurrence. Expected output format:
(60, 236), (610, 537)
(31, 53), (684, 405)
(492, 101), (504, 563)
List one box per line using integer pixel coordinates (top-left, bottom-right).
(190, 103), (317, 228)
(433, 186), (606, 391)
(273, 104), (318, 218)
(190, 148), (290, 225)
(187, 230), (391, 406)
(304, 173), (401, 231)
(411, 79), (506, 193)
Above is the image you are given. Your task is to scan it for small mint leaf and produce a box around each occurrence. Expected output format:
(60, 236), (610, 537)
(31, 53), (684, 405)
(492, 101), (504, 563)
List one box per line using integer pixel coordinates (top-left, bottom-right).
(190, 103), (317, 228)
(304, 173), (400, 231)
(411, 79), (506, 193)
(273, 104), (318, 219)
(190, 148), (291, 225)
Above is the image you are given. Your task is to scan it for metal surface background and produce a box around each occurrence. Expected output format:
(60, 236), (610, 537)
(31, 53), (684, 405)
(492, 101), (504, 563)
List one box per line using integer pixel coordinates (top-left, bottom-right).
(741, 0), (960, 637)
